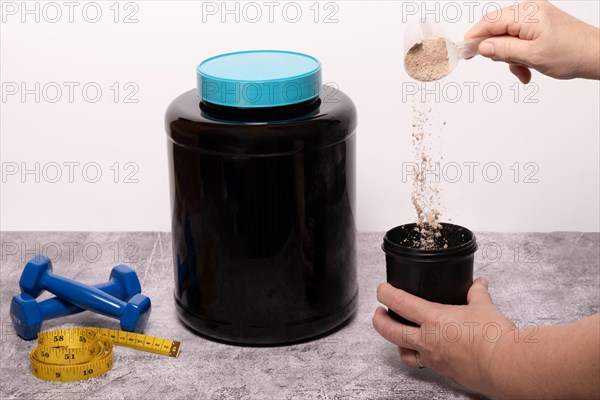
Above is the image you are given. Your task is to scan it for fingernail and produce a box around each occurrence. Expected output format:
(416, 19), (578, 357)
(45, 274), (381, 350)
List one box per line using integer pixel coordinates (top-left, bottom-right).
(475, 277), (489, 288)
(480, 42), (495, 57)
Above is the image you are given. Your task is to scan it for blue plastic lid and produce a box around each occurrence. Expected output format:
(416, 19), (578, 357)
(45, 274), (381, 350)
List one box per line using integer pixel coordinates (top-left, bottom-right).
(197, 50), (322, 108)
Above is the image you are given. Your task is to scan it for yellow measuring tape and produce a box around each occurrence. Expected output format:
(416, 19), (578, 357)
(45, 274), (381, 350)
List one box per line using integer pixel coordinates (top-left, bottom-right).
(30, 328), (181, 382)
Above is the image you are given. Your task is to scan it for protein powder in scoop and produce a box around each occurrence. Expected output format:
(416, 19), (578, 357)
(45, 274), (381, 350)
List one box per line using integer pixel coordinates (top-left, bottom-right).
(405, 38), (450, 81)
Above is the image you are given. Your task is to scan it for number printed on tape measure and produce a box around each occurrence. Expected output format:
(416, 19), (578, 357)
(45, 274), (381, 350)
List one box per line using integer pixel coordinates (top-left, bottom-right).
(30, 328), (181, 382)
(96, 329), (181, 357)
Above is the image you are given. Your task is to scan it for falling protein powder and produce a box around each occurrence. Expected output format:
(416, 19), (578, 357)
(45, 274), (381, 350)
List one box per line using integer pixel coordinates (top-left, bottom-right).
(411, 103), (447, 249)
(405, 38), (450, 82)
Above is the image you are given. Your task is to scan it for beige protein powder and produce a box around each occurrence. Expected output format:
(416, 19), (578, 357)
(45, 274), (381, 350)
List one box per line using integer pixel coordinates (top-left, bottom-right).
(405, 38), (450, 82)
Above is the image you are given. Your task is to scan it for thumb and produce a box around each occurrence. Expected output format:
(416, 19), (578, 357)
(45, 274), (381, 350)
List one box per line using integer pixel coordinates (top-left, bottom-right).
(467, 277), (492, 305)
(479, 37), (534, 66)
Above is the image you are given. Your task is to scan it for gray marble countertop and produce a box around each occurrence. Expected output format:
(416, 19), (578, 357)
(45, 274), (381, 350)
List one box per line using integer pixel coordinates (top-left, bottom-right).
(1, 231), (598, 400)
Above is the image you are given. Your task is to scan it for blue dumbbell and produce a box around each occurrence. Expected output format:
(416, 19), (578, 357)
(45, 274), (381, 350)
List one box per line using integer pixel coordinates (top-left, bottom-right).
(19, 255), (151, 333)
(10, 264), (141, 340)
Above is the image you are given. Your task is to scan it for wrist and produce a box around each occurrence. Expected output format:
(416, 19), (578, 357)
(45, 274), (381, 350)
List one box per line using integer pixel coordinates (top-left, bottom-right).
(482, 326), (518, 399)
(579, 25), (600, 80)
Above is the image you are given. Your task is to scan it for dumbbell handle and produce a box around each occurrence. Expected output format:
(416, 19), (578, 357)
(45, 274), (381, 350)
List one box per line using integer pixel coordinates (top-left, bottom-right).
(38, 279), (130, 321)
(40, 271), (127, 319)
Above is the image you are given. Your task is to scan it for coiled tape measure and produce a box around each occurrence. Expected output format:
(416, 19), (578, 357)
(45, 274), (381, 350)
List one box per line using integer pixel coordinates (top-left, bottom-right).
(30, 328), (181, 382)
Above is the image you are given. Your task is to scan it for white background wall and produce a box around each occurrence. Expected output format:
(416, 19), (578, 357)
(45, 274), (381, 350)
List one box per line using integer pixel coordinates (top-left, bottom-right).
(1, 0), (599, 232)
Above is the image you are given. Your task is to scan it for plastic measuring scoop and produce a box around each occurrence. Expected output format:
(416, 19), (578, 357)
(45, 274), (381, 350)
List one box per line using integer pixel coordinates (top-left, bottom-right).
(404, 18), (484, 81)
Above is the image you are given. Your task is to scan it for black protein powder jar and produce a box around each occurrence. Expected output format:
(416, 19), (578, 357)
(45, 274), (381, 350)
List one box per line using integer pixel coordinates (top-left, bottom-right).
(165, 50), (358, 345)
